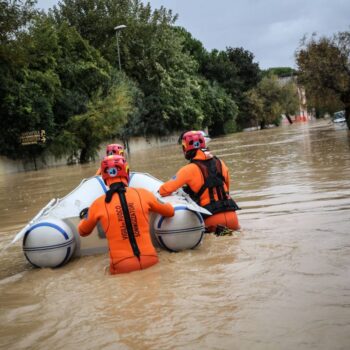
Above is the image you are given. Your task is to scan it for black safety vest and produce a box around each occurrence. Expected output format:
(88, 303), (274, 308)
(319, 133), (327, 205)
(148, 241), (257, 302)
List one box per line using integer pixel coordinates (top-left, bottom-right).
(184, 157), (241, 216)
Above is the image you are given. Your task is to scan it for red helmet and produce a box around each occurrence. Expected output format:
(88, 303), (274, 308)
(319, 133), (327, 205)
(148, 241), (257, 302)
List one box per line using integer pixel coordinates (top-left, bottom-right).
(181, 131), (206, 153)
(101, 155), (129, 182)
(106, 143), (124, 156)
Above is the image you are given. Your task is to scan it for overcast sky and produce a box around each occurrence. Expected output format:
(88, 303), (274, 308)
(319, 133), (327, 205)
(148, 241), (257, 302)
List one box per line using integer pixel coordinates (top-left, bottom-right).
(37, 0), (350, 69)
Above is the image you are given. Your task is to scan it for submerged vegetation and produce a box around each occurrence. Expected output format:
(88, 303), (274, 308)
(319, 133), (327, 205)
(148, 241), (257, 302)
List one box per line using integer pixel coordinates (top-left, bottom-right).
(2, 0), (343, 164)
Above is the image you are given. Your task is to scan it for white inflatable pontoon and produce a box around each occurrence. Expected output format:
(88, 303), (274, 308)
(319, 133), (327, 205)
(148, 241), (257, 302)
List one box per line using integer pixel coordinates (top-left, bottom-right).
(11, 172), (211, 268)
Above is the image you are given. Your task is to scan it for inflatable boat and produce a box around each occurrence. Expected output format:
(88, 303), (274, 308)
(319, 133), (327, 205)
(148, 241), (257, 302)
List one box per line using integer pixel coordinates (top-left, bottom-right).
(11, 172), (211, 268)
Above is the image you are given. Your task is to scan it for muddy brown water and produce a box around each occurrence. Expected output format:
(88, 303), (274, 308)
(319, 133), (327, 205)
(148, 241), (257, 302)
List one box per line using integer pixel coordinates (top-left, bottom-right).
(0, 120), (350, 350)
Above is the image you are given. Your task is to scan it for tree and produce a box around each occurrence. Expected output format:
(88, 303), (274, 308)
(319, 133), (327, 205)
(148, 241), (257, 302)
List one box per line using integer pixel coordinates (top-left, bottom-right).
(0, 5), (140, 162)
(244, 75), (286, 129)
(244, 88), (264, 128)
(51, 0), (177, 70)
(296, 31), (350, 129)
(53, 21), (113, 128)
(126, 24), (202, 134)
(0, 5), (59, 160)
(51, 0), (211, 135)
(173, 26), (208, 69)
(200, 80), (238, 136)
(201, 47), (261, 130)
(263, 67), (296, 78)
(0, 0), (37, 46)
(51, 0), (132, 58)
(280, 80), (300, 121)
(47, 20), (142, 162)
(51, 74), (137, 163)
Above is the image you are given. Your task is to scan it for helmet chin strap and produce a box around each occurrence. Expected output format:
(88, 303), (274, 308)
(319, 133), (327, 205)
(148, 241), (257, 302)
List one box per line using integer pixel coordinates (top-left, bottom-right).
(185, 149), (198, 160)
(105, 177), (128, 187)
(105, 182), (126, 203)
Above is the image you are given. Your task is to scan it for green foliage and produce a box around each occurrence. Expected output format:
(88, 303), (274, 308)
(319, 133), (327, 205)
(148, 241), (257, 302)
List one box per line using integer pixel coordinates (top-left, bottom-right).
(0, 6), (140, 161)
(51, 0), (177, 67)
(53, 21), (113, 128)
(52, 0), (201, 135)
(244, 75), (298, 129)
(0, 13), (60, 159)
(201, 49), (238, 91)
(280, 80), (300, 117)
(200, 80), (238, 135)
(133, 26), (203, 134)
(262, 67), (296, 78)
(1, 0), (273, 166)
(296, 31), (350, 128)
(201, 47), (261, 130)
(50, 74), (137, 163)
(49, 0), (249, 137)
(202, 47), (261, 95)
(174, 26), (208, 69)
(244, 89), (264, 127)
(0, 0), (38, 45)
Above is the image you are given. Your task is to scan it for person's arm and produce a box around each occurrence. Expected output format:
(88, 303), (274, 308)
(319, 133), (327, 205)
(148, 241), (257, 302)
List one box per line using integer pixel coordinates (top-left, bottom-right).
(95, 167), (101, 175)
(221, 160), (230, 191)
(159, 166), (191, 197)
(78, 199), (101, 237)
(148, 194), (175, 217)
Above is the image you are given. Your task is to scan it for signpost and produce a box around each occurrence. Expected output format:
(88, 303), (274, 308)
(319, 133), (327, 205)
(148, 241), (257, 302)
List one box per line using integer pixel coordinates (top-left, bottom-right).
(19, 130), (46, 170)
(20, 130), (46, 145)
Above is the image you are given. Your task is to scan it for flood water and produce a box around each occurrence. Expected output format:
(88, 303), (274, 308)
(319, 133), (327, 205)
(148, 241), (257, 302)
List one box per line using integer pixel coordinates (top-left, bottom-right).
(1, 120), (350, 350)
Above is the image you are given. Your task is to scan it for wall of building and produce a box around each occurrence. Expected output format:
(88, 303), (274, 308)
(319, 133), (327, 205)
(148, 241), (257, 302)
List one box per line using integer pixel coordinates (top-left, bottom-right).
(0, 133), (181, 175)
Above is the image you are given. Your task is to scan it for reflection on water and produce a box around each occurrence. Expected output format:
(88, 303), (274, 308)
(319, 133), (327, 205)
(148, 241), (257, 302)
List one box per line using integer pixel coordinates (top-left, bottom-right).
(1, 120), (350, 350)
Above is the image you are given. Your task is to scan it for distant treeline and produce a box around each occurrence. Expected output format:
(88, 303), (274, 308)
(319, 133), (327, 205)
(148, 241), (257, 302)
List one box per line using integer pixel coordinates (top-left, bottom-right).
(0, 0), (300, 163)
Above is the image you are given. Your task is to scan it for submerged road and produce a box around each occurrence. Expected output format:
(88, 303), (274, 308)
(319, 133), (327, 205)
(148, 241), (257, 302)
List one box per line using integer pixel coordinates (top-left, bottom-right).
(0, 120), (349, 349)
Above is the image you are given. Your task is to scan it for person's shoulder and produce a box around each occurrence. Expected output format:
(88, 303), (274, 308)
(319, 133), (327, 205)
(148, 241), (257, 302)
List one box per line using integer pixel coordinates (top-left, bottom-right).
(216, 156), (225, 164)
(182, 162), (198, 171)
(174, 163), (197, 177)
(94, 193), (107, 204)
(129, 187), (154, 197)
(217, 157), (229, 172)
(89, 193), (106, 210)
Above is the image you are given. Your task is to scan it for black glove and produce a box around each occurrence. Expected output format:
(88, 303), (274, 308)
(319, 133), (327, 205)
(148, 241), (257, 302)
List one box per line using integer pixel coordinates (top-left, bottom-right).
(79, 207), (89, 219)
(214, 225), (233, 236)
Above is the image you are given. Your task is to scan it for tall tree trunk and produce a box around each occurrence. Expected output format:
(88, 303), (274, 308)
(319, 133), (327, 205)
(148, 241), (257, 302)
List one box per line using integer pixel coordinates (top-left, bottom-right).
(345, 105), (350, 130)
(80, 148), (88, 163)
(286, 114), (293, 124)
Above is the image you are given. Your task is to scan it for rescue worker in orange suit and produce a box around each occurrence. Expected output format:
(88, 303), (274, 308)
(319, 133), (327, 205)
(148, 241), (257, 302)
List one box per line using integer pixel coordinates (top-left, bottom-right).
(79, 155), (175, 274)
(95, 144), (125, 175)
(159, 130), (240, 233)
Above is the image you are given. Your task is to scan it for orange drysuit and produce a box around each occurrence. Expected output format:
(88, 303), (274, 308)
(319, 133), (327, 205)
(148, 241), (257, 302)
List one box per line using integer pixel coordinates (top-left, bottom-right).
(78, 179), (174, 274)
(159, 150), (240, 232)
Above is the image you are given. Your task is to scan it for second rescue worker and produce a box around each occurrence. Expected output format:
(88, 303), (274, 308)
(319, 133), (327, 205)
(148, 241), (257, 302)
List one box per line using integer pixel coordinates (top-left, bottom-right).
(159, 130), (241, 233)
(96, 143), (125, 175)
(79, 155), (174, 274)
